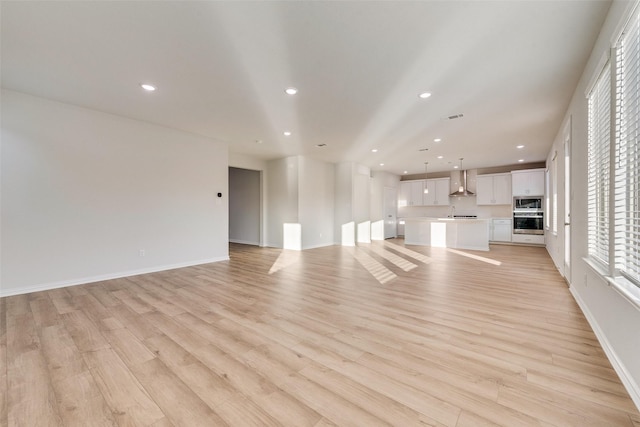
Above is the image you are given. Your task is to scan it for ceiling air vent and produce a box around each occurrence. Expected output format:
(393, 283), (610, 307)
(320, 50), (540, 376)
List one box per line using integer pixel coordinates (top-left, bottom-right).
(447, 113), (464, 120)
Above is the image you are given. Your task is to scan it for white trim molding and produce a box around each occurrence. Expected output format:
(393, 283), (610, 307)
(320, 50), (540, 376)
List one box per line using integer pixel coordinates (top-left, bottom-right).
(0, 257), (229, 298)
(570, 285), (640, 411)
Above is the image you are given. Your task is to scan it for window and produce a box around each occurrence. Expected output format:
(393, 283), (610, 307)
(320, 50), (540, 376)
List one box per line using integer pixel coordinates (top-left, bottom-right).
(587, 63), (611, 267)
(614, 13), (640, 286)
(552, 152), (558, 235)
(545, 169), (550, 230)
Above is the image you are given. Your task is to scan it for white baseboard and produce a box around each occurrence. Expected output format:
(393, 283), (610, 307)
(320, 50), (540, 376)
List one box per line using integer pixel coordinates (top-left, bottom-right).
(229, 239), (260, 246)
(302, 242), (335, 250)
(570, 286), (640, 411)
(0, 256), (229, 298)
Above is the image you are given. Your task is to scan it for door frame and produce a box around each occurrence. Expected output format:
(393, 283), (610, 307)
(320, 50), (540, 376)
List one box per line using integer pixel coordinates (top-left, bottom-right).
(563, 117), (572, 284)
(383, 186), (398, 239)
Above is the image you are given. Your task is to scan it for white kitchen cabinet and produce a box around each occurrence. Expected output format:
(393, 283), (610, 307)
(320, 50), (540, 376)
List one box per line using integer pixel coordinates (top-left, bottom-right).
(398, 180), (425, 207)
(491, 218), (512, 242)
(423, 178), (450, 206)
(476, 173), (512, 205)
(512, 234), (545, 245)
(511, 169), (545, 196)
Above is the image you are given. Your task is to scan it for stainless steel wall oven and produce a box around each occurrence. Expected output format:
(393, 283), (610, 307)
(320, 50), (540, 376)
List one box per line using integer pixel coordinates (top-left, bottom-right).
(513, 197), (544, 235)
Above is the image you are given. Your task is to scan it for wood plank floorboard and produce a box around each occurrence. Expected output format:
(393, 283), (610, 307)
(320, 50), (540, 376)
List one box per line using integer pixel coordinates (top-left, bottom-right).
(1, 240), (639, 426)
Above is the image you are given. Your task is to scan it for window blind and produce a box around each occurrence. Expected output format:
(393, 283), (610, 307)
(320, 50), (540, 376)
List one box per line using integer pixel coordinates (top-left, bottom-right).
(545, 169), (550, 230)
(615, 10), (640, 286)
(587, 63), (611, 266)
(552, 154), (558, 235)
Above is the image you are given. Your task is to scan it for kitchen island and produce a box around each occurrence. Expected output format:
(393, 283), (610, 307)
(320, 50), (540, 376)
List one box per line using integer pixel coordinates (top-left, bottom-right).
(404, 217), (490, 251)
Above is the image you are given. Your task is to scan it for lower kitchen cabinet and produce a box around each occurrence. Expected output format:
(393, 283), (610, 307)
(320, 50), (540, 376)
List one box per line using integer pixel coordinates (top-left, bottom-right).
(512, 234), (545, 245)
(491, 218), (512, 242)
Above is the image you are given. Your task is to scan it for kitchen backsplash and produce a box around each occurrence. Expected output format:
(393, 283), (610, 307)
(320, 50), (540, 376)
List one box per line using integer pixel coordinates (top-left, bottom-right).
(398, 196), (512, 219)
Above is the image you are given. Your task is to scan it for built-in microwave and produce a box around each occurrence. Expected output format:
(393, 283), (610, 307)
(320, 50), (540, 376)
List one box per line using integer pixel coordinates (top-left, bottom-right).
(513, 196), (542, 210)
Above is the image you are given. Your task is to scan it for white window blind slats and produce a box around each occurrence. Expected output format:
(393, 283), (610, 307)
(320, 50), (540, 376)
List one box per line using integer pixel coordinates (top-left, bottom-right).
(615, 12), (640, 287)
(587, 63), (611, 266)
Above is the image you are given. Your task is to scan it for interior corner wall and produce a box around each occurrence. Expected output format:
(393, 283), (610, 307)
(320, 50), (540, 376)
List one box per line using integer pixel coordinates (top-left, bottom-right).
(266, 156), (299, 248)
(334, 162), (354, 245)
(353, 164), (371, 225)
(333, 162), (372, 245)
(0, 89), (229, 296)
(370, 171), (400, 221)
(229, 167), (260, 246)
(548, 0), (640, 408)
(298, 156), (335, 249)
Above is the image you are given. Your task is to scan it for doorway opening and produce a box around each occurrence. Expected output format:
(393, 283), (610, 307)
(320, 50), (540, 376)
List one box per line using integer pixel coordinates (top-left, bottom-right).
(228, 167), (262, 246)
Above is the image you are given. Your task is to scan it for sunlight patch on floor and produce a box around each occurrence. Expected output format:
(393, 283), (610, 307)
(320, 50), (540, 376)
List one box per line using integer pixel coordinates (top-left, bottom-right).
(350, 247), (397, 284)
(446, 248), (502, 266)
(366, 243), (418, 272)
(382, 241), (432, 264)
(269, 250), (301, 274)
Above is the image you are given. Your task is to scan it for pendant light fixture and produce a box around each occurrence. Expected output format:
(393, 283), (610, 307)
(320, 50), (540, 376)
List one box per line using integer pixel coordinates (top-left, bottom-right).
(423, 162), (429, 194)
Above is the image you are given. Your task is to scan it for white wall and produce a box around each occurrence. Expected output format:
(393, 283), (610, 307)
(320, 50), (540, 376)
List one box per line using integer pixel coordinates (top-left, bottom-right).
(353, 164), (371, 226)
(229, 152), (267, 172)
(298, 156), (335, 249)
(229, 167), (260, 245)
(265, 156), (299, 248)
(548, 0), (640, 408)
(333, 162), (373, 245)
(265, 155), (335, 249)
(334, 162), (354, 245)
(1, 90), (229, 296)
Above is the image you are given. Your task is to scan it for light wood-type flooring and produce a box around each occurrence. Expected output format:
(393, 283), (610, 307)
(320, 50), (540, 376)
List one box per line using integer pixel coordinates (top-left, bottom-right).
(1, 241), (640, 426)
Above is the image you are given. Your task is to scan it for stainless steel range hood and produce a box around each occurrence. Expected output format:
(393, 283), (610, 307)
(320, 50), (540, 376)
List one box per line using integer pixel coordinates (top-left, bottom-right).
(449, 169), (475, 197)
(449, 158), (475, 197)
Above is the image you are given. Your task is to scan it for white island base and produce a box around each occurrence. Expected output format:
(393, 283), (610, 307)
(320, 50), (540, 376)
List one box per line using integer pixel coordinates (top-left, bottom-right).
(404, 217), (490, 251)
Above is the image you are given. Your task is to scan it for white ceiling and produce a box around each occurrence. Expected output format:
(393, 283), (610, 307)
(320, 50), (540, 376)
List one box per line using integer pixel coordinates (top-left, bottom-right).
(1, 1), (611, 175)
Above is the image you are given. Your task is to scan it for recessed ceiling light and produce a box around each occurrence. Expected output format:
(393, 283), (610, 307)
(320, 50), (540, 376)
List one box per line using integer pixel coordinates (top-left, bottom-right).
(454, 165), (459, 169)
(434, 138), (442, 142)
(403, 171), (408, 174)
(285, 87), (298, 95)
(437, 155), (443, 159)
(518, 159), (524, 162)
(517, 145), (525, 149)
(418, 92), (432, 99)
(255, 140), (263, 144)
(316, 143), (327, 148)
(371, 149), (378, 153)
(283, 131), (292, 136)
(379, 163), (385, 166)
(141, 83), (156, 91)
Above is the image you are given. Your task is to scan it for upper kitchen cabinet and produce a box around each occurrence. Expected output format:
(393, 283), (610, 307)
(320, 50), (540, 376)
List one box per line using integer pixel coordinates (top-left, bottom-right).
(423, 178), (451, 206)
(511, 169), (545, 196)
(398, 180), (425, 207)
(476, 173), (512, 205)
